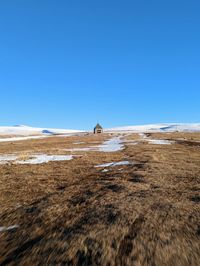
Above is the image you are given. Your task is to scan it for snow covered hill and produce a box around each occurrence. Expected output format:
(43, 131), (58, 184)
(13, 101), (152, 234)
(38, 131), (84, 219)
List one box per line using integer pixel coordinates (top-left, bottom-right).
(106, 123), (200, 133)
(0, 125), (84, 136)
(0, 123), (200, 139)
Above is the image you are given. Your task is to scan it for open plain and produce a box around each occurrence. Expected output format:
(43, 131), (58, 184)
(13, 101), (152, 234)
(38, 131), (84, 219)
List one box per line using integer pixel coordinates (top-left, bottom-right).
(0, 132), (200, 265)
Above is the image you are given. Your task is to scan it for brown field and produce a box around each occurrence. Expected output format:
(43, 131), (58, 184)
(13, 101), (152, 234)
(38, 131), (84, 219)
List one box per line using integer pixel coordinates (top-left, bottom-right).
(0, 132), (200, 265)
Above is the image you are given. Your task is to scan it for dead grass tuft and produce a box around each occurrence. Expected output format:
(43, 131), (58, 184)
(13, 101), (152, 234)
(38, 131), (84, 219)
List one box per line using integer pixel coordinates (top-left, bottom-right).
(16, 152), (34, 161)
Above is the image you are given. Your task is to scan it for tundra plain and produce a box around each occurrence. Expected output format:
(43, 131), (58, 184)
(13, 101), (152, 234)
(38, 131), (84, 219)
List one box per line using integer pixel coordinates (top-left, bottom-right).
(0, 132), (200, 265)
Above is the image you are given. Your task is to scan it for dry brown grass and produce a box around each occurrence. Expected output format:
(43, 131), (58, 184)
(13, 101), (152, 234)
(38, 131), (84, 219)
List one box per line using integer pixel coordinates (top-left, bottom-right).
(0, 132), (199, 265)
(16, 152), (34, 162)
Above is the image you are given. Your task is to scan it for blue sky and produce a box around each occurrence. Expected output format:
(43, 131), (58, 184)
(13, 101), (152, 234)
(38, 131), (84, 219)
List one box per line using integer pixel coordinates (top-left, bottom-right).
(0, 0), (200, 130)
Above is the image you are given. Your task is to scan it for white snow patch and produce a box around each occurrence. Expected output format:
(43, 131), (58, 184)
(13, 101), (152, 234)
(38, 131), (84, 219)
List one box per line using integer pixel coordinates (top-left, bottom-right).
(147, 139), (174, 145)
(0, 135), (48, 143)
(95, 161), (130, 168)
(0, 154), (17, 164)
(17, 154), (74, 164)
(96, 162), (115, 168)
(102, 169), (109, 173)
(139, 133), (148, 139)
(138, 133), (174, 145)
(98, 137), (124, 152)
(66, 137), (124, 153)
(110, 161), (130, 166)
(0, 225), (19, 232)
(0, 154), (73, 164)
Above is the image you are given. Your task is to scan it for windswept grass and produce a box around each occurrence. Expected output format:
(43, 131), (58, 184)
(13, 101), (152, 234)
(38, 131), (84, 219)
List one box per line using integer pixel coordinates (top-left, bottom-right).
(0, 132), (199, 265)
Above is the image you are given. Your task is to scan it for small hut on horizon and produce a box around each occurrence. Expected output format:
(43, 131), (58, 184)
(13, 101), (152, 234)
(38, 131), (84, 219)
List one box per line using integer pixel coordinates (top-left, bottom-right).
(94, 123), (103, 134)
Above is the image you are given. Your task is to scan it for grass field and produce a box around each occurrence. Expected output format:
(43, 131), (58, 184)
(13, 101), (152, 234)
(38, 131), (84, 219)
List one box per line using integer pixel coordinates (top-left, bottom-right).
(0, 132), (200, 265)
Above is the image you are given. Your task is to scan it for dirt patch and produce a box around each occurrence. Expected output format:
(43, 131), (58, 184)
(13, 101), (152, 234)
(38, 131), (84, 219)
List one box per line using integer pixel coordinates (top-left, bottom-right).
(116, 216), (145, 264)
(176, 140), (200, 147)
(190, 196), (200, 203)
(129, 174), (145, 183)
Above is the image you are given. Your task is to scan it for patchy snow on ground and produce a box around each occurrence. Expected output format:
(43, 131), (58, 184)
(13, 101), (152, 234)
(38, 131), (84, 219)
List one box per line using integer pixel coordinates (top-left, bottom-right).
(98, 137), (124, 152)
(0, 225), (19, 232)
(138, 132), (174, 145)
(95, 162), (115, 168)
(0, 154), (74, 164)
(95, 161), (130, 168)
(139, 133), (148, 139)
(0, 154), (17, 163)
(102, 169), (109, 172)
(147, 139), (174, 145)
(0, 135), (48, 143)
(66, 137), (125, 153)
(18, 154), (73, 164)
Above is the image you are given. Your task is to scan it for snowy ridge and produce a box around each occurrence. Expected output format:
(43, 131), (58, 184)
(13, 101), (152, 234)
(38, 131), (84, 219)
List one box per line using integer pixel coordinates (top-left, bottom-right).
(0, 123), (200, 138)
(0, 125), (84, 136)
(106, 123), (200, 133)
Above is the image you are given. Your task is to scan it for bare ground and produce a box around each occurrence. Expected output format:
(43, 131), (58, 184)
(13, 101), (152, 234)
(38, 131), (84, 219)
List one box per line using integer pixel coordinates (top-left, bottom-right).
(0, 133), (200, 265)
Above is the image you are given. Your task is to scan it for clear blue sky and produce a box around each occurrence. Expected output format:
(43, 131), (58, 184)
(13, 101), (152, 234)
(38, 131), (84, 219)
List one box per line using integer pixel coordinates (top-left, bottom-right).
(0, 0), (200, 130)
